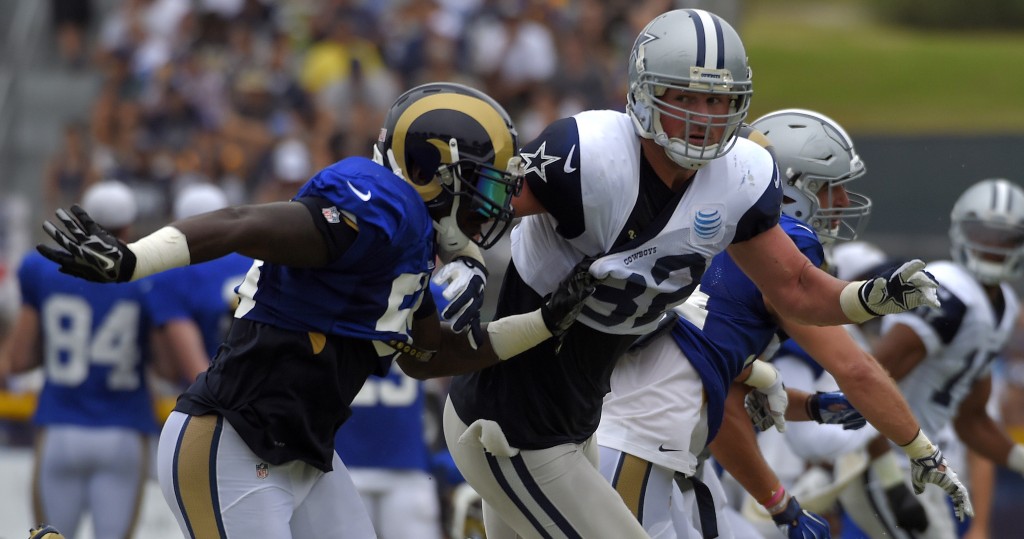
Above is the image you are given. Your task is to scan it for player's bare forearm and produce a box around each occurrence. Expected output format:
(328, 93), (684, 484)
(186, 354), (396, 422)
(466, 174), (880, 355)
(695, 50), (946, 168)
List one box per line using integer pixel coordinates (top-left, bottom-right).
(783, 321), (920, 445)
(174, 202), (330, 267)
(709, 382), (784, 503)
(954, 411), (1014, 465)
(784, 387), (814, 421)
(399, 315), (502, 379)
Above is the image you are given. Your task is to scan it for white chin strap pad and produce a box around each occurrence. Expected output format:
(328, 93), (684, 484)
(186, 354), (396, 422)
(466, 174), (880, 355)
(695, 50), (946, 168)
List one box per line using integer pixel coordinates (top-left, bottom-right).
(435, 215), (470, 255)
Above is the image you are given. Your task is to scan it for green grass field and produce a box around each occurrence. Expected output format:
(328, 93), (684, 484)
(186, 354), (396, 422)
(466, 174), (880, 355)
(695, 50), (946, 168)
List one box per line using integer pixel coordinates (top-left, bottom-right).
(741, 2), (1024, 134)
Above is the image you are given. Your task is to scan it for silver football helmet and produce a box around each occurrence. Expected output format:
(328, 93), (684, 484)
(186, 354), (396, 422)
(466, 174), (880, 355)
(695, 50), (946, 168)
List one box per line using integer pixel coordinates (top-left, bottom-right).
(751, 109), (871, 245)
(950, 178), (1024, 284)
(626, 9), (753, 170)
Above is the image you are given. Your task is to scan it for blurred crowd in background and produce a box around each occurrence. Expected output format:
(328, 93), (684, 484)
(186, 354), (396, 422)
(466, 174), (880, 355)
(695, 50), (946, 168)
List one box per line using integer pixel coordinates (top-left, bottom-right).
(41, 0), (719, 235)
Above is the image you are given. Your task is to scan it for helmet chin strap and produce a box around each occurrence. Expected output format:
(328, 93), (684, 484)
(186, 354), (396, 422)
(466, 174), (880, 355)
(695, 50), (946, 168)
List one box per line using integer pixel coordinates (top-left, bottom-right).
(435, 213), (471, 254)
(655, 132), (709, 170)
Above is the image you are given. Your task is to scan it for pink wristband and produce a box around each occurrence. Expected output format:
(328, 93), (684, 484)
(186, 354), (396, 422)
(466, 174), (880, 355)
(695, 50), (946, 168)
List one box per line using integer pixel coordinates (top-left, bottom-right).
(763, 484), (789, 515)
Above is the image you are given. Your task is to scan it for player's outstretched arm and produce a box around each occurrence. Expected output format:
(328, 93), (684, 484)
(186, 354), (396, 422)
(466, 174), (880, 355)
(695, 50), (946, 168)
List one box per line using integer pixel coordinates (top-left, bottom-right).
(711, 382), (830, 539)
(400, 258), (597, 378)
(730, 226), (939, 326)
(38, 202), (332, 283)
(780, 320), (921, 446)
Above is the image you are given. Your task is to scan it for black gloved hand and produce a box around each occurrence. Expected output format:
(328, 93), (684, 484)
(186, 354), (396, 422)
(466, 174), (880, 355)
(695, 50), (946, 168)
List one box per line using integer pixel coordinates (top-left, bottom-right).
(541, 257), (597, 337)
(38, 205), (136, 282)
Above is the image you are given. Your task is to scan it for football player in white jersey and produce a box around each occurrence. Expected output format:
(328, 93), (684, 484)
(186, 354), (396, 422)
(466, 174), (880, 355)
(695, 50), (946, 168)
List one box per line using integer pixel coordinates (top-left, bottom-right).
(596, 109), (969, 539)
(443, 10), (944, 539)
(0, 182), (159, 539)
(842, 178), (1024, 539)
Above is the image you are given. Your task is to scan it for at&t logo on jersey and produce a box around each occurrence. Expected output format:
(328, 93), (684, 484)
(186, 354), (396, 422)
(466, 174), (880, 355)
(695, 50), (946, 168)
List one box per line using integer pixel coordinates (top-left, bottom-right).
(691, 206), (725, 244)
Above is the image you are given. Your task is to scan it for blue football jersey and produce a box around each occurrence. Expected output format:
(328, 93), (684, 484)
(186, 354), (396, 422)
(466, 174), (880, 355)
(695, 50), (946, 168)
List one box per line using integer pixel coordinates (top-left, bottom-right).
(19, 252), (158, 433)
(234, 157), (435, 343)
(143, 253), (253, 359)
(334, 364), (430, 472)
(673, 214), (825, 442)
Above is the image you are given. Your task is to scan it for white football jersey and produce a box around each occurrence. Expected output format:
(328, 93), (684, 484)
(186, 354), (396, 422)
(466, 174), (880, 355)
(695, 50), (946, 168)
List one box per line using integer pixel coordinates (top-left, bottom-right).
(512, 110), (779, 336)
(883, 260), (1020, 439)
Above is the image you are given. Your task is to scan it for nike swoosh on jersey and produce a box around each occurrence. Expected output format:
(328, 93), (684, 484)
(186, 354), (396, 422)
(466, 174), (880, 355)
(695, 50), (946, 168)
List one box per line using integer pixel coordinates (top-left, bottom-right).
(347, 181), (372, 201)
(563, 144), (577, 173)
(658, 444), (681, 452)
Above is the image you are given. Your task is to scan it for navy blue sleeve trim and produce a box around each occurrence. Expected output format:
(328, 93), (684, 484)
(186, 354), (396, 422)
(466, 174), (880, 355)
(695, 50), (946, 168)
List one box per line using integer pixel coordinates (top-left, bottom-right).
(296, 196), (357, 262)
(519, 117), (585, 239)
(921, 286), (967, 345)
(732, 165), (782, 243)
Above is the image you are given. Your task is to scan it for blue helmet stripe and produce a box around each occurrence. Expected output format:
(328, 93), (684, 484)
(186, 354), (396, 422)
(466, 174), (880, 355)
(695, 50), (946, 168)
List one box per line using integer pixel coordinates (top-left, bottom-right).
(685, 9), (706, 67)
(712, 15), (725, 69)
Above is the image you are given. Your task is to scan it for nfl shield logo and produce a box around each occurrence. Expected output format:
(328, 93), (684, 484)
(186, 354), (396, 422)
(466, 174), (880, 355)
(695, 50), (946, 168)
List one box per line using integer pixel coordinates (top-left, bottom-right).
(256, 462), (269, 480)
(322, 206), (341, 223)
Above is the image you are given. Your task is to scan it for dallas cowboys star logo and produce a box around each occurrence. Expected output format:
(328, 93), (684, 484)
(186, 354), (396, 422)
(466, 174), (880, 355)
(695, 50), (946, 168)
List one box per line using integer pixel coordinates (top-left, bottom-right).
(887, 273), (918, 310)
(520, 141), (561, 183)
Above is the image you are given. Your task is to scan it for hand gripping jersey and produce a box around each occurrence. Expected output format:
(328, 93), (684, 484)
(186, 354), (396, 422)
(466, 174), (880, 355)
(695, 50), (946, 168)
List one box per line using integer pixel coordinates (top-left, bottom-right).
(450, 110), (781, 449)
(598, 215), (824, 474)
(19, 252), (158, 433)
(174, 157), (436, 471)
(884, 260), (1020, 440)
(143, 252), (253, 359)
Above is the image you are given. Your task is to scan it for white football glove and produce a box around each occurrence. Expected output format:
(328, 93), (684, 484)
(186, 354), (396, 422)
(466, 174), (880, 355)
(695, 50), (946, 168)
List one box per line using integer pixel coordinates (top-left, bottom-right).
(841, 259), (940, 323)
(744, 370), (788, 433)
(432, 257), (487, 349)
(903, 433), (973, 522)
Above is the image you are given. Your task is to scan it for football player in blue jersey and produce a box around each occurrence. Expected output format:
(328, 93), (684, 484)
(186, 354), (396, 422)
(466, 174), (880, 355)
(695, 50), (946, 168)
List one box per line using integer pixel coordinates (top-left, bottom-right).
(34, 83), (593, 538)
(0, 182), (159, 539)
(143, 183), (253, 385)
(841, 178), (1024, 539)
(442, 9), (944, 539)
(596, 109), (970, 539)
(334, 362), (444, 539)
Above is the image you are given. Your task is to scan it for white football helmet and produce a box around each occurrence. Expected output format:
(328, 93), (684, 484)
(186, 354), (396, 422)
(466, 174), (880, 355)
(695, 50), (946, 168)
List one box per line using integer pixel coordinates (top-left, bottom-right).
(950, 178), (1024, 284)
(626, 9), (753, 170)
(751, 109), (871, 245)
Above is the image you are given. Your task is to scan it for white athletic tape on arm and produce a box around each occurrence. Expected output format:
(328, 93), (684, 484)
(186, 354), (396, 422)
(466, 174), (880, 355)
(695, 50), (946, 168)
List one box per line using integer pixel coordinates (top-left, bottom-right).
(1008, 444), (1024, 475)
(744, 359), (780, 389)
(127, 226), (191, 280)
(899, 429), (936, 459)
(840, 280), (875, 323)
(486, 309), (553, 360)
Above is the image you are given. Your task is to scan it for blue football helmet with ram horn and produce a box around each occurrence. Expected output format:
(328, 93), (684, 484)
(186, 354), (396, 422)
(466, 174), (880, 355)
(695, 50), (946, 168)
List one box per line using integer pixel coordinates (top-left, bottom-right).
(626, 9), (753, 170)
(374, 82), (523, 252)
(751, 109), (872, 246)
(950, 178), (1024, 284)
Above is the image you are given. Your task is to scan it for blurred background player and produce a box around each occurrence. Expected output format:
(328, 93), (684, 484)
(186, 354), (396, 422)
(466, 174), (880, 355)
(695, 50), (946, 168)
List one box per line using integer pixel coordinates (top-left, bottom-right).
(0, 181), (158, 539)
(841, 178), (1024, 538)
(144, 183), (253, 386)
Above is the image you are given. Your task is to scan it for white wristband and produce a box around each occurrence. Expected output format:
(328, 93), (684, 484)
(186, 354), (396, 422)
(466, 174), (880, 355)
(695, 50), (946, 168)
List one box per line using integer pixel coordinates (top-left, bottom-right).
(900, 429), (936, 459)
(1007, 444), (1024, 475)
(486, 309), (553, 360)
(126, 226), (191, 280)
(840, 280), (875, 323)
(744, 359), (779, 390)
